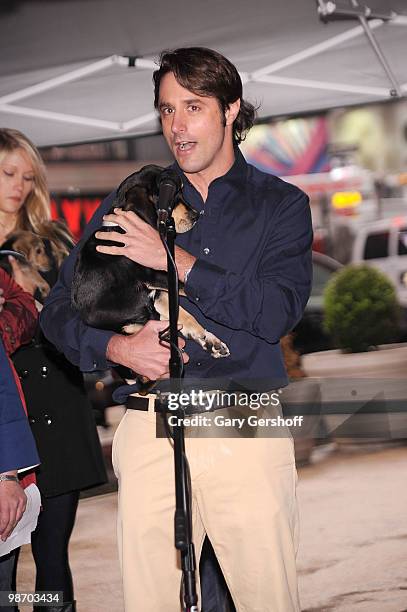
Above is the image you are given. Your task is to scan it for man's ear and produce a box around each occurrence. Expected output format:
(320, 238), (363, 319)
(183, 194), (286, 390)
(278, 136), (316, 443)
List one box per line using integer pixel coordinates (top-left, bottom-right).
(225, 99), (240, 126)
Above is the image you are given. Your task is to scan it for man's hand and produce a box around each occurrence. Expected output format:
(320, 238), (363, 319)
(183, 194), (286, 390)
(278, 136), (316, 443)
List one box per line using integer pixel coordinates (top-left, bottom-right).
(106, 320), (189, 380)
(94, 209), (196, 282)
(0, 472), (27, 542)
(95, 209), (167, 271)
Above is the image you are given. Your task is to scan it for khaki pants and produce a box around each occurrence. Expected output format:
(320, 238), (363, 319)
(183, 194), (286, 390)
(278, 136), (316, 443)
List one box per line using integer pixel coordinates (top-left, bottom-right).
(112, 407), (300, 612)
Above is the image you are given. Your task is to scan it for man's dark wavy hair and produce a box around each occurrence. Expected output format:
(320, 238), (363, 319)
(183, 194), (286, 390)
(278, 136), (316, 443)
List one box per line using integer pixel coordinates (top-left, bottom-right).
(153, 47), (256, 144)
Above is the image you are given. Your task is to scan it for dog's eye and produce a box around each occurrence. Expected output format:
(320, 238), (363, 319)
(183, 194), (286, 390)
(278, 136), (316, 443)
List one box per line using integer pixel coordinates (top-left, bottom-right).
(36, 248), (42, 254)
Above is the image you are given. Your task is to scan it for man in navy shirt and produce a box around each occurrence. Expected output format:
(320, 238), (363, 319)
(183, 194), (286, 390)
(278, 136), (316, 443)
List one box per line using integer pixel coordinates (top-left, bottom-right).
(41, 47), (312, 611)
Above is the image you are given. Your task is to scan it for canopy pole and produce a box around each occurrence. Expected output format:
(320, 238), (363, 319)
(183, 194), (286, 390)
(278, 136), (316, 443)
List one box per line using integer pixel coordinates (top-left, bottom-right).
(317, 0), (402, 97)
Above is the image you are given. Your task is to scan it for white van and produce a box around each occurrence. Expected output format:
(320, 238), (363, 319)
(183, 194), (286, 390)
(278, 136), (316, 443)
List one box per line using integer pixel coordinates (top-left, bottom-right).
(352, 216), (407, 308)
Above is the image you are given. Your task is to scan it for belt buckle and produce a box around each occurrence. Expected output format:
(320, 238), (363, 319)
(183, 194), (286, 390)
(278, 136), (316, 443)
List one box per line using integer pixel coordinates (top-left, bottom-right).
(147, 394), (157, 412)
(127, 392), (158, 412)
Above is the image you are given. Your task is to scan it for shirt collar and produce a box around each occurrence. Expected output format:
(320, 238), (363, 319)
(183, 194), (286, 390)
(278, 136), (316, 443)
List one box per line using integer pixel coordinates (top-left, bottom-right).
(170, 145), (248, 198)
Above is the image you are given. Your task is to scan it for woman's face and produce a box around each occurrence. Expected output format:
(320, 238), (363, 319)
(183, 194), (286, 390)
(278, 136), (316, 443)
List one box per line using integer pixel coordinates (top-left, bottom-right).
(0, 148), (35, 217)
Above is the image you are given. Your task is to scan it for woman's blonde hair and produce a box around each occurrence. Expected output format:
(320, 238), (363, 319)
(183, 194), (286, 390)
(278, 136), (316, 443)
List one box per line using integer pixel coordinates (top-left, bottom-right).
(0, 128), (73, 255)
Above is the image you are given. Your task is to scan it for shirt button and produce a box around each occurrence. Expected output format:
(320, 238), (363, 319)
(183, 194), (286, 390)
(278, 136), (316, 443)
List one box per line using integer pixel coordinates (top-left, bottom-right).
(203, 247), (210, 255)
(195, 297), (200, 302)
(200, 210), (205, 216)
(93, 361), (98, 369)
(43, 414), (53, 425)
(196, 362), (202, 367)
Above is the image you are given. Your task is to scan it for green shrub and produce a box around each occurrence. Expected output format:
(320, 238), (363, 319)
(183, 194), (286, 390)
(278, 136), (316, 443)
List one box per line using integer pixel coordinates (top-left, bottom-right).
(323, 265), (400, 353)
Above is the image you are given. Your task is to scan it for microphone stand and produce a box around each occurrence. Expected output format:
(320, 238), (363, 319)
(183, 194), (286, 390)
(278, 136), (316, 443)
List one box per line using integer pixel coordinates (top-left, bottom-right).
(158, 213), (199, 612)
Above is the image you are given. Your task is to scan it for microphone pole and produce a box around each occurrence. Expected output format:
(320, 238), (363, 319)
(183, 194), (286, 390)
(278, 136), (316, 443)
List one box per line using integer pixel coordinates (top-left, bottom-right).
(157, 172), (199, 612)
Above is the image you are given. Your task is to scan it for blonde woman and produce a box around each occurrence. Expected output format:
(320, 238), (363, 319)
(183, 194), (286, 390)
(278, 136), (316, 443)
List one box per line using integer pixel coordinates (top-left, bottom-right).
(0, 129), (106, 612)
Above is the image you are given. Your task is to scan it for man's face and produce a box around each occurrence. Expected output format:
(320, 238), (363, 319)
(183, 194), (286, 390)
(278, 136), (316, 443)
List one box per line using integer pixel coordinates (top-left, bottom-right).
(158, 72), (238, 183)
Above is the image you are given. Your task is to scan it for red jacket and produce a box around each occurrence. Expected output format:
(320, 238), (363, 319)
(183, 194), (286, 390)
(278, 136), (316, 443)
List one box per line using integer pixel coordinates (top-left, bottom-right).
(0, 268), (38, 488)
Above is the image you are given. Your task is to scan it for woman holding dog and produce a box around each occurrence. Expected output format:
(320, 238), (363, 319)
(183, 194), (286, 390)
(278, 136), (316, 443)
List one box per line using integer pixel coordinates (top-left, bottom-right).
(0, 128), (106, 612)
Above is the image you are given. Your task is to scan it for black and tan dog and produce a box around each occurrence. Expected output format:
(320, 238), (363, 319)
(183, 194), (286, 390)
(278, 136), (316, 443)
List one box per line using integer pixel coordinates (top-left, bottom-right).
(72, 165), (230, 372)
(0, 231), (51, 298)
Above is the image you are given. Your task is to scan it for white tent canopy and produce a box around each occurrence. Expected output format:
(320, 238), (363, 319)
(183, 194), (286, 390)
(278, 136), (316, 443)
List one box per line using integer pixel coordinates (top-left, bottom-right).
(1, 0), (406, 146)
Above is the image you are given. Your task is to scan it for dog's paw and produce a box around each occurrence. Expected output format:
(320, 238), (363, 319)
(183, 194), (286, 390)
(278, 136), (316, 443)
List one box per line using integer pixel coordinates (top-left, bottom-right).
(198, 331), (230, 358)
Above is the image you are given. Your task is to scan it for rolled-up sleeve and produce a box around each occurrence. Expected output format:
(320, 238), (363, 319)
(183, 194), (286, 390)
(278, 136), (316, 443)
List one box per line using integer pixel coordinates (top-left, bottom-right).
(185, 190), (313, 343)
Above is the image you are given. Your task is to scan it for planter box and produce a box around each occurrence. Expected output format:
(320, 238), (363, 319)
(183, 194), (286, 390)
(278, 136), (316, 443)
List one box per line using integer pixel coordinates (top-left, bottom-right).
(302, 344), (407, 441)
(302, 343), (407, 378)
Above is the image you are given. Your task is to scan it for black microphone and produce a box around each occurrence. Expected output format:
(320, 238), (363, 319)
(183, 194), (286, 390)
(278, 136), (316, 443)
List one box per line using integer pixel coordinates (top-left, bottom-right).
(157, 170), (183, 228)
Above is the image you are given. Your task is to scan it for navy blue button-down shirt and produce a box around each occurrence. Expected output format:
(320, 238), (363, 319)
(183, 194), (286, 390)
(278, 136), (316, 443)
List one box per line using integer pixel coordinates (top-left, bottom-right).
(40, 149), (313, 395)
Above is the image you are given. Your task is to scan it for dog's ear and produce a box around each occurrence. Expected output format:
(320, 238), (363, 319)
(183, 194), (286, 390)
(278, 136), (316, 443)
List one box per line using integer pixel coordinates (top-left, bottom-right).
(114, 172), (142, 209)
(114, 165), (165, 209)
(122, 185), (158, 228)
(8, 234), (29, 258)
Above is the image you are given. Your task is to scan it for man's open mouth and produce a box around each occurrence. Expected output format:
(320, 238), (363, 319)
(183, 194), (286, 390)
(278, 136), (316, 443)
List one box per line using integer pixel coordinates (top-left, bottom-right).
(177, 141), (195, 151)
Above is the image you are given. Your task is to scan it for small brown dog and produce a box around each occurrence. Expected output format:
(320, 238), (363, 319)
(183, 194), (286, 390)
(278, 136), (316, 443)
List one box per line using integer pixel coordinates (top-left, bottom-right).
(0, 231), (51, 298)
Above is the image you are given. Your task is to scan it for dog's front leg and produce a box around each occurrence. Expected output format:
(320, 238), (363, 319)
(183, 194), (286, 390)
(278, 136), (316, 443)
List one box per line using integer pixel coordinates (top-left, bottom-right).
(154, 292), (230, 359)
(147, 282), (186, 297)
(121, 322), (144, 335)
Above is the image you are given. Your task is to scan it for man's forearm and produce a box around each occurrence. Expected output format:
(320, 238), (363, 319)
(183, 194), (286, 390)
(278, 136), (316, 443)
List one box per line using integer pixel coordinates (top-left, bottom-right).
(106, 334), (126, 366)
(41, 191), (117, 371)
(40, 279), (115, 371)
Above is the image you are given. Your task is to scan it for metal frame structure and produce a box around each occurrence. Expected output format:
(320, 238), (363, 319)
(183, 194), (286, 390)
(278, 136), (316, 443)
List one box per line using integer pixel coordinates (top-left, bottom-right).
(1, 1), (406, 143)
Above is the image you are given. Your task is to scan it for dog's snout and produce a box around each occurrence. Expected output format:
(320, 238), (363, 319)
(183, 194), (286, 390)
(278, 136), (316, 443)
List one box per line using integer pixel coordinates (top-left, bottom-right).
(172, 201), (200, 234)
